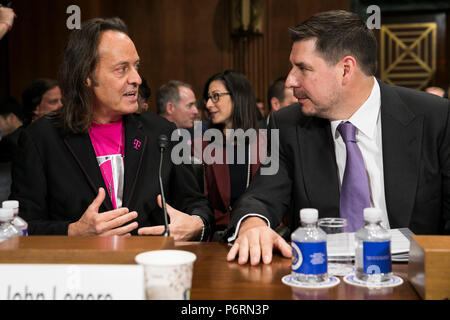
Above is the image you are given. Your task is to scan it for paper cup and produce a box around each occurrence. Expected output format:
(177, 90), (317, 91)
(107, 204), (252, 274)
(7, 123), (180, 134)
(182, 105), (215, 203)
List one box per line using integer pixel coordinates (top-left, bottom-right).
(135, 250), (196, 300)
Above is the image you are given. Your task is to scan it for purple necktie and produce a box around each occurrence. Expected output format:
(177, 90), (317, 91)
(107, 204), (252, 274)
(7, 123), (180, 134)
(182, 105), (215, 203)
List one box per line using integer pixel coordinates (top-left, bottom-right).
(337, 122), (371, 232)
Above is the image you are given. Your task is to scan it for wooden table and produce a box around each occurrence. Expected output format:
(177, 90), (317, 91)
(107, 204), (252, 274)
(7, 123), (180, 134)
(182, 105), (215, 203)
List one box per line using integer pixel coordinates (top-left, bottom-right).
(0, 236), (420, 300)
(178, 242), (420, 300)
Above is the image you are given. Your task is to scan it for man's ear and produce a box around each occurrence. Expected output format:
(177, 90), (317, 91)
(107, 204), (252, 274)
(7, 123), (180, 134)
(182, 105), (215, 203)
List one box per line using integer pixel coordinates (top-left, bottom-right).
(340, 56), (357, 85)
(271, 97), (281, 112)
(166, 102), (175, 115)
(86, 73), (99, 87)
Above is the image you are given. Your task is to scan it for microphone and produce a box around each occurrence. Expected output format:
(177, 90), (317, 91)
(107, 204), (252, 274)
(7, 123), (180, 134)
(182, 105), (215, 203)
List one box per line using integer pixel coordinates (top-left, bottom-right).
(158, 134), (169, 150)
(158, 135), (170, 236)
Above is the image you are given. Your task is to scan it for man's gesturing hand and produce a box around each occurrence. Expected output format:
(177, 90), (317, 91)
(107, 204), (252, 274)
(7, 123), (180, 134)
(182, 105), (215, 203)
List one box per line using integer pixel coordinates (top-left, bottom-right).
(68, 188), (138, 236)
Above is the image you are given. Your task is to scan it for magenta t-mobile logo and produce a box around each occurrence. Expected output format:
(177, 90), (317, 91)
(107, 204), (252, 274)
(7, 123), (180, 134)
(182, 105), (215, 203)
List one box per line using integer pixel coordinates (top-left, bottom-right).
(133, 139), (142, 150)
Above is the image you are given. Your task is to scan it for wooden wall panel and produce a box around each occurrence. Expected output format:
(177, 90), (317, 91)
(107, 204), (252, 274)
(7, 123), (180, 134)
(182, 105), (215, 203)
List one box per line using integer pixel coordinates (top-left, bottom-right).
(230, 0), (350, 109)
(5, 0), (104, 101)
(86, 0), (233, 111)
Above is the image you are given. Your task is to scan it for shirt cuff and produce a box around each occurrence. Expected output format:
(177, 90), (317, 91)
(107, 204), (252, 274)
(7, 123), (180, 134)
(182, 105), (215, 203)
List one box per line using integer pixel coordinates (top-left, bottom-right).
(227, 213), (270, 243)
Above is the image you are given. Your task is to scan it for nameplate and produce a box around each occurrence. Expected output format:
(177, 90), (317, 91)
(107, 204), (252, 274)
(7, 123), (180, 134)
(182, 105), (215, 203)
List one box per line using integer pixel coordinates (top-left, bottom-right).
(0, 264), (144, 300)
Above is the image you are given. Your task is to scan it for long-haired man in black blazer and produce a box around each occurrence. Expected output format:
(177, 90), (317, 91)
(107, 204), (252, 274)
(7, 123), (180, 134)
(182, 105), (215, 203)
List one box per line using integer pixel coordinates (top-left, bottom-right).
(10, 18), (212, 240)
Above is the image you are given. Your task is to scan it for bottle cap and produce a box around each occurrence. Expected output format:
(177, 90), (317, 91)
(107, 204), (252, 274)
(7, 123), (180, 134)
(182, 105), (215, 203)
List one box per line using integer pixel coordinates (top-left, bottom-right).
(0, 208), (14, 221)
(300, 208), (318, 224)
(2, 200), (19, 209)
(364, 208), (382, 223)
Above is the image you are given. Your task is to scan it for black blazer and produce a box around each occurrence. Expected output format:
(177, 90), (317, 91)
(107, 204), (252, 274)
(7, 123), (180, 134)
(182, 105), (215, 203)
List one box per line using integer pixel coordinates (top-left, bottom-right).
(10, 112), (213, 236)
(226, 81), (450, 237)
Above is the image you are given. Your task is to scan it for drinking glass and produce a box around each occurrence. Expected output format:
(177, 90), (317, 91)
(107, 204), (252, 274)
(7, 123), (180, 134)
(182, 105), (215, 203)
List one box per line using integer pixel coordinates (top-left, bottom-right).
(318, 218), (354, 276)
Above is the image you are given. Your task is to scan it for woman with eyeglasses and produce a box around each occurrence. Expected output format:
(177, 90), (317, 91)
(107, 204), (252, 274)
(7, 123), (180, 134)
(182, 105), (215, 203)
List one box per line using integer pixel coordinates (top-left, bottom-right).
(199, 70), (265, 242)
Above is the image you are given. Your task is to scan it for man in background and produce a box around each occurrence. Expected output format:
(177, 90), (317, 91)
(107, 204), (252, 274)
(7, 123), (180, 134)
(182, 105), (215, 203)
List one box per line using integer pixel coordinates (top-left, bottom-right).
(0, 96), (22, 202)
(425, 86), (445, 98)
(262, 76), (298, 129)
(156, 80), (199, 129)
(256, 98), (265, 118)
(267, 76), (298, 114)
(137, 77), (151, 113)
(21, 78), (63, 127)
(0, 4), (15, 40)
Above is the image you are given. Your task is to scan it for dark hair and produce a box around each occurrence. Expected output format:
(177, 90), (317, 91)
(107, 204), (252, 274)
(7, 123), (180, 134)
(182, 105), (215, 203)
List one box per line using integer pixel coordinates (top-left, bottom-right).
(21, 78), (58, 126)
(156, 80), (193, 115)
(203, 70), (259, 132)
(137, 77), (151, 113)
(289, 10), (377, 76)
(139, 77), (151, 102)
(0, 96), (22, 120)
(267, 77), (287, 112)
(55, 17), (128, 134)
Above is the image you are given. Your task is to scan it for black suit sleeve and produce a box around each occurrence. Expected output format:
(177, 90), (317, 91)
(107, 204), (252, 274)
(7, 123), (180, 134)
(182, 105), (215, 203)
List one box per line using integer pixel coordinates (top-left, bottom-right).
(441, 100), (450, 234)
(10, 128), (71, 235)
(164, 125), (214, 241)
(224, 112), (294, 238)
(169, 162), (214, 240)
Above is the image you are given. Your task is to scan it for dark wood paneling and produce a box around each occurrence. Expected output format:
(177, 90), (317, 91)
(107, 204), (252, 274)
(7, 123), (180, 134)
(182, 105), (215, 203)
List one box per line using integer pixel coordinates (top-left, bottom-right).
(5, 0), (359, 113)
(114, 0), (234, 111)
(264, 0), (350, 106)
(5, 0), (104, 101)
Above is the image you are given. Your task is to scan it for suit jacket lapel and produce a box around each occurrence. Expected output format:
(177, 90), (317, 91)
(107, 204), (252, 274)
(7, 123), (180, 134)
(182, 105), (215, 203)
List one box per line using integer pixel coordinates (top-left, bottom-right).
(122, 114), (147, 208)
(380, 82), (423, 228)
(64, 133), (114, 211)
(298, 116), (340, 217)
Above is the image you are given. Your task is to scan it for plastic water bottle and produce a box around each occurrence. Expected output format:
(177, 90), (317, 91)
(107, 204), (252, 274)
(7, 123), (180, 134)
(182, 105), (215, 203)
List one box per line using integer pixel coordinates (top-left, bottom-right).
(355, 208), (392, 283)
(2, 200), (28, 236)
(0, 208), (21, 242)
(291, 208), (328, 283)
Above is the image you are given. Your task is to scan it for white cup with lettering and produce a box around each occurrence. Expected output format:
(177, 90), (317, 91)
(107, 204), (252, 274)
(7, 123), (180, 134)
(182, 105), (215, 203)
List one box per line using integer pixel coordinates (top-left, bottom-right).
(135, 250), (196, 300)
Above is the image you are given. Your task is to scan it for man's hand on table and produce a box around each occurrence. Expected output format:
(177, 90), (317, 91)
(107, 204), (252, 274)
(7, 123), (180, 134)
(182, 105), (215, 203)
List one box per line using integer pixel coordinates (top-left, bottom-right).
(226, 217), (292, 265)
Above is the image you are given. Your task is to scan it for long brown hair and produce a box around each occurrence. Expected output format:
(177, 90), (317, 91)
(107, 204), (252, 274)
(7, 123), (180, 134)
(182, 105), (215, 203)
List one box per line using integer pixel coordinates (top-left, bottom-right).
(52, 17), (128, 134)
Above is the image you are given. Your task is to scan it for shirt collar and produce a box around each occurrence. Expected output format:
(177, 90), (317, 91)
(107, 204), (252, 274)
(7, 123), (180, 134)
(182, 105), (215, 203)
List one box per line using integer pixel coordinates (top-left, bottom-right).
(331, 77), (381, 140)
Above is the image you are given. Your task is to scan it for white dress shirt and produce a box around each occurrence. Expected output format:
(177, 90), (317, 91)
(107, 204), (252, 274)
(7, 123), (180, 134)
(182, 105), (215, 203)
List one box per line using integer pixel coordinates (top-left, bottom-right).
(330, 78), (390, 229)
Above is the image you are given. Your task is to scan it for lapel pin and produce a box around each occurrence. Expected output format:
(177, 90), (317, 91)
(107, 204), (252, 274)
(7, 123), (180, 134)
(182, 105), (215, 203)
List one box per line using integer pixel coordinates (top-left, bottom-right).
(133, 139), (142, 150)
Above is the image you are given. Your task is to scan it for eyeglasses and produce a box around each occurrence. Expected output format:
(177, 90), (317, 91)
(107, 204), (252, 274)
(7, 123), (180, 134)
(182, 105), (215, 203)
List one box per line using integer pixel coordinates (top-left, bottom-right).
(205, 92), (230, 104)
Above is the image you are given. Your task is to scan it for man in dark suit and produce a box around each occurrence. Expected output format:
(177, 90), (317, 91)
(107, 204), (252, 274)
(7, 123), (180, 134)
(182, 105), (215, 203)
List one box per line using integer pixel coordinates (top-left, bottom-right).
(225, 10), (450, 265)
(10, 18), (212, 240)
(0, 97), (23, 203)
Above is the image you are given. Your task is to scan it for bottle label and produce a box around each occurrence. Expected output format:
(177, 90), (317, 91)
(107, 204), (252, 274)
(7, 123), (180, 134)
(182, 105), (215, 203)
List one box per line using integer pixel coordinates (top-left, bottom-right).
(292, 241), (327, 275)
(363, 241), (392, 274)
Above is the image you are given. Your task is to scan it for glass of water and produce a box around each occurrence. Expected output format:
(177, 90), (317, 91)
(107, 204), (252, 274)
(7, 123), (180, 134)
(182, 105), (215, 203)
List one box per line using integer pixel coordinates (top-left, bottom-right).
(318, 218), (354, 277)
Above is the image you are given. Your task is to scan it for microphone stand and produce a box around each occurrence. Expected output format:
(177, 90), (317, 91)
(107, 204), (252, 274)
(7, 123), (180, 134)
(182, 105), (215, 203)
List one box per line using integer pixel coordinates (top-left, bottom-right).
(158, 137), (170, 236)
